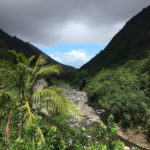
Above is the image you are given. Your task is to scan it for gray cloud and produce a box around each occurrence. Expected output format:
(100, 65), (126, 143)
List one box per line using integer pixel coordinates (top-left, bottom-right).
(0, 0), (149, 46)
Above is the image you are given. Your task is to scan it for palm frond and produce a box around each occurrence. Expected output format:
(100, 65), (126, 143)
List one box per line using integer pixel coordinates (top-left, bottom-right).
(8, 49), (17, 57)
(28, 55), (35, 66)
(0, 68), (18, 90)
(1, 50), (81, 144)
(17, 63), (33, 73)
(0, 60), (14, 70)
(32, 87), (65, 114)
(8, 50), (35, 67)
(0, 90), (15, 107)
(65, 100), (82, 121)
(8, 50), (28, 65)
(36, 127), (45, 144)
(22, 102), (45, 143)
(32, 86), (81, 120)
(35, 55), (47, 67)
(22, 101), (35, 127)
(36, 65), (61, 77)
(51, 86), (82, 120)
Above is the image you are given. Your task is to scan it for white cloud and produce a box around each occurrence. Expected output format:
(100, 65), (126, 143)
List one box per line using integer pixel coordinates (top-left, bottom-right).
(49, 50), (91, 68)
(50, 53), (62, 63)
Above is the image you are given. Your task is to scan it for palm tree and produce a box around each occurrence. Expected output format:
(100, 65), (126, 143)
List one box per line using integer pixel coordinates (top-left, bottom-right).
(0, 50), (81, 147)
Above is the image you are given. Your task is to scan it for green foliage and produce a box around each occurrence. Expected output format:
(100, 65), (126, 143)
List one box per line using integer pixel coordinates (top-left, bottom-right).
(60, 70), (89, 90)
(0, 50), (80, 149)
(90, 142), (107, 150)
(10, 102), (22, 140)
(85, 59), (150, 130)
(132, 146), (138, 150)
(0, 51), (131, 150)
(90, 115), (123, 150)
(72, 70), (89, 89)
(1, 102), (125, 149)
(40, 115), (124, 150)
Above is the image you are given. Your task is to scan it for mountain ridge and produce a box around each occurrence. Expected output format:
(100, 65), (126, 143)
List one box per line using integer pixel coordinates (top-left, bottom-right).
(81, 5), (150, 70)
(0, 28), (75, 70)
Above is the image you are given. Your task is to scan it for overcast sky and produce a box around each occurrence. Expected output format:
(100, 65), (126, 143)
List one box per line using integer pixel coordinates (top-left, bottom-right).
(0, 0), (149, 68)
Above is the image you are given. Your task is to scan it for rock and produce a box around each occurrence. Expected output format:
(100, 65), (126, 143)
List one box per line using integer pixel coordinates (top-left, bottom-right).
(88, 135), (91, 139)
(34, 79), (48, 92)
(77, 97), (80, 100)
(86, 120), (92, 125)
(124, 146), (130, 150)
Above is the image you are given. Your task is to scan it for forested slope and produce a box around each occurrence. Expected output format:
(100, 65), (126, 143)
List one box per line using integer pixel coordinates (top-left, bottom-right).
(0, 28), (74, 70)
(71, 5), (150, 139)
(81, 5), (150, 71)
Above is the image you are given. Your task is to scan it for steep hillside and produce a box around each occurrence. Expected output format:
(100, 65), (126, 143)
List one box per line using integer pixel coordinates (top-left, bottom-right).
(81, 5), (150, 70)
(0, 28), (74, 70)
(71, 5), (150, 146)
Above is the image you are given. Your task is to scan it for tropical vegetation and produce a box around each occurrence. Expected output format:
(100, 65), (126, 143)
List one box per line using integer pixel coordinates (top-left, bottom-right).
(70, 57), (150, 139)
(0, 50), (81, 149)
(0, 50), (128, 150)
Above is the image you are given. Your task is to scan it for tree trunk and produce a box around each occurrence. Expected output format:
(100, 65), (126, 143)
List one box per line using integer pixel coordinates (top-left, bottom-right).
(19, 120), (23, 138)
(19, 96), (24, 138)
(5, 109), (12, 142)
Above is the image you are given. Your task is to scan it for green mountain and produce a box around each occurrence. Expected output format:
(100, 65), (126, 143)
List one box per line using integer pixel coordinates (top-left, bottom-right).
(72, 6), (150, 145)
(81, 5), (150, 70)
(0, 28), (74, 70)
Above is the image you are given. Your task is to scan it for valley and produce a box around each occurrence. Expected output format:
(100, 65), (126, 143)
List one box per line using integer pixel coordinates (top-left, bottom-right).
(58, 82), (150, 150)
(0, 3), (150, 150)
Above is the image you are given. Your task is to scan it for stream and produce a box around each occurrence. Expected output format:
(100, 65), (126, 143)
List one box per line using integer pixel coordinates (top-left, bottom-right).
(36, 80), (149, 150)
(58, 82), (150, 150)
(59, 82), (102, 129)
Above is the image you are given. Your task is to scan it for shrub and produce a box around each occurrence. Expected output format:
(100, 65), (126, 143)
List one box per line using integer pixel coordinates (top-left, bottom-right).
(85, 61), (150, 128)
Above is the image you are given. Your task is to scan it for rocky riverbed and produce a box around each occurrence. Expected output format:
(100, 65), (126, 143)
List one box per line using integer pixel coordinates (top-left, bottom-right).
(59, 82), (102, 128)
(58, 82), (150, 150)
(35, 80), (149, 150)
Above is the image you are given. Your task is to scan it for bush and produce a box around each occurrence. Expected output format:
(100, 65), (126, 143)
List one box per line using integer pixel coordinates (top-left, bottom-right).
(85, 60), (150, 129)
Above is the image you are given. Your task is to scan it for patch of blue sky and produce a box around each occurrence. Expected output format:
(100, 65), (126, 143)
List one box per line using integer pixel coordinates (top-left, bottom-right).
(37, 43), (107, 68)
(40, 43), (107, 57)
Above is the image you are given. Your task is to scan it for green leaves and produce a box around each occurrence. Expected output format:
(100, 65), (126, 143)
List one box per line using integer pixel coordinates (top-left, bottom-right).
(32, 87), (65, 114)
(35, 55), (47, 67)
(36, 65), (61, 77)
(85, 59), (150, 129)
(0, 50), (80, 148)
(22, 102), (36, 127)
(89, 115), (124, 150)
(32, 86), (81, 120)
(8, 50), (35, 66)
(0, 90), (15, 107)
(21, 102), (45, 148)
